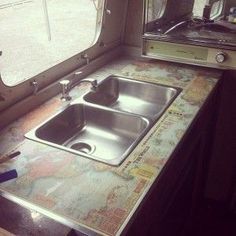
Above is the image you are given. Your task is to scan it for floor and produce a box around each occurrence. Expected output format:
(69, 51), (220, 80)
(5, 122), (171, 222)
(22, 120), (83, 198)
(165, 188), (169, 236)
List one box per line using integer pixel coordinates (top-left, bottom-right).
(0, 0), (98, 86)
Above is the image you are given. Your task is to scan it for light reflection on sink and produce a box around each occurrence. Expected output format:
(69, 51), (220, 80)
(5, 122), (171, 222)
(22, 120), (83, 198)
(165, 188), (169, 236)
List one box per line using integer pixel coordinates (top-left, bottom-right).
(25, 103), (150, 166)
(84, 75), (180, 121)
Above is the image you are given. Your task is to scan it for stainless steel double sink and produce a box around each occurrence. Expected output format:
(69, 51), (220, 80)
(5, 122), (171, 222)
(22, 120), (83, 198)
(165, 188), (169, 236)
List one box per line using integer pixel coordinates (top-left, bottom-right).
(25, 75), (181, 166)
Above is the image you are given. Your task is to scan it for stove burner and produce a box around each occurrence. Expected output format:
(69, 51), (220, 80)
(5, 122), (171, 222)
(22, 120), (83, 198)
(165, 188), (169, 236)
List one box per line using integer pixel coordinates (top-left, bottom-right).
(145, 19), (236, 49)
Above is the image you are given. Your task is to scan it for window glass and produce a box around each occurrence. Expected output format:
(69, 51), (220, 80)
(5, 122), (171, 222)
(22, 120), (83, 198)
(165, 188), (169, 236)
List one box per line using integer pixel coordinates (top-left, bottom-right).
(193, 0), (224, 18)
(210, 0), (224, 18)
(0, 0), (102, 86)
(193, 0), (205, 16)
(146, 0), (167, 23)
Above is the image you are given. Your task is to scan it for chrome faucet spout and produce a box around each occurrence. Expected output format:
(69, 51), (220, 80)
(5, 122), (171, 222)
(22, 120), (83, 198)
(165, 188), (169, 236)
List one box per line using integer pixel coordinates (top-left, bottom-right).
(59, 77), (98, 101)
(71, 78), (98, 91)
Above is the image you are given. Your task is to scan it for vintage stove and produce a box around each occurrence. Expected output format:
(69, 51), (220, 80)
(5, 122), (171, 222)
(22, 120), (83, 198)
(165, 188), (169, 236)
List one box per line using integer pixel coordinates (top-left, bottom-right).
(142, 0), (236, 69)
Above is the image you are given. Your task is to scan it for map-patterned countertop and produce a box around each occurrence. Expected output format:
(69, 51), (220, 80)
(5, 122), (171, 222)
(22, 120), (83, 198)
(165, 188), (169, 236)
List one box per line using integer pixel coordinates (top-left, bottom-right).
(0, 58), (221, 235)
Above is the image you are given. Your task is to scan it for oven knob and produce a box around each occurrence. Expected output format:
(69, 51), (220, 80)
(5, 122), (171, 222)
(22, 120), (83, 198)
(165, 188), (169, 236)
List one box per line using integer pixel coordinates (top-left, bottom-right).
(215, 52), (227, 63)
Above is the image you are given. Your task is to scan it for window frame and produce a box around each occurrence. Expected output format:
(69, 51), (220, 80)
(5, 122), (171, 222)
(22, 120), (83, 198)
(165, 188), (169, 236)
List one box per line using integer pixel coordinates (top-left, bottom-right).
(0, 0), (128, 117)
(1, 0), (104, 87)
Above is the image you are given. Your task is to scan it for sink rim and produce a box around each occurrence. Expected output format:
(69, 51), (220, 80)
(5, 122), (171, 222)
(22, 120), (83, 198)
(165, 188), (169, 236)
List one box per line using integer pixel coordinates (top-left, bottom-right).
(83, 74), (183, 123)
(84, 75), (182, 98)
(25, 75), (182, 166)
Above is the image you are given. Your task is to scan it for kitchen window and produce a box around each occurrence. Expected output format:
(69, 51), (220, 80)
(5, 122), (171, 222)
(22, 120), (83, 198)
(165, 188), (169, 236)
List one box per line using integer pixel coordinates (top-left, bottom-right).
(193, 0), (225, 18)
(0, 0), (103, 86)
(145, 0), (167, 23)
(210, 0), (225, 18)
(0, 0), (127, 129)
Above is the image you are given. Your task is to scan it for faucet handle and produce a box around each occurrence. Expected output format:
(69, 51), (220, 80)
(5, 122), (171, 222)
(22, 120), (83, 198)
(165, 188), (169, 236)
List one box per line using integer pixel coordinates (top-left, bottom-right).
(59, 80), (71, 101)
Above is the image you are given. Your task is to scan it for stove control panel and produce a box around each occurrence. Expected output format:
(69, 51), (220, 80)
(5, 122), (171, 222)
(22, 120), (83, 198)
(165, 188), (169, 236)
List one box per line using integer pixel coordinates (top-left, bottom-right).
(142, 39), (236, 70)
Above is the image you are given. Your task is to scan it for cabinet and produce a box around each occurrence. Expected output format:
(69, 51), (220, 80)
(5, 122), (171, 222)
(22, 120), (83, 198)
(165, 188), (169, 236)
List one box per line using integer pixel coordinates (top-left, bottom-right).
(125, 79), (220, 236)
(205, 71), (236, 209)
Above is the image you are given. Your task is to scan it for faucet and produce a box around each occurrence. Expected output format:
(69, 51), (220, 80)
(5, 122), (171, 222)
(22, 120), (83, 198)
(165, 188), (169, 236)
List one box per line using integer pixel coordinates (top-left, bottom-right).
(59, 75), (98, 101)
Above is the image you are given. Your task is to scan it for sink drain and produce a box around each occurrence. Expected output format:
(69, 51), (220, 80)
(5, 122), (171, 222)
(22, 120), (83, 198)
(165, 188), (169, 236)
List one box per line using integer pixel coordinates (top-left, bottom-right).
(70, 142), (95, 154)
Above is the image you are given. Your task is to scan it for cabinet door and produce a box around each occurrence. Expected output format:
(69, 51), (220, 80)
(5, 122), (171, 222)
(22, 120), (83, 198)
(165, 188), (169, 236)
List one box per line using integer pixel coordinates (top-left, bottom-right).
(125, 83), (219, 236)
(205, 73), (236, 208)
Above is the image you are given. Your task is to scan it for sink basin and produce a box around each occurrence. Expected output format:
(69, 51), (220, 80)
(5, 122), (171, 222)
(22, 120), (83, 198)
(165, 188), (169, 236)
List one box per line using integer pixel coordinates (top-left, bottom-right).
(84, 75), (180, 121)
(25, 104), (150, 166)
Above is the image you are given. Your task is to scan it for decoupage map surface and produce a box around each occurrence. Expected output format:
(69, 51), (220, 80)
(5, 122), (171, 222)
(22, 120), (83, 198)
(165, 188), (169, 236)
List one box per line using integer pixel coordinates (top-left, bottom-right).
(0, 59), (221, 235)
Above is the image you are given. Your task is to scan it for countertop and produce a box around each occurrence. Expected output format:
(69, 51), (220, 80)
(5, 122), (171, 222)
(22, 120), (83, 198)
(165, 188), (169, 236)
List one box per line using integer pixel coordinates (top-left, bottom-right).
(0, 57), (221, 235)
